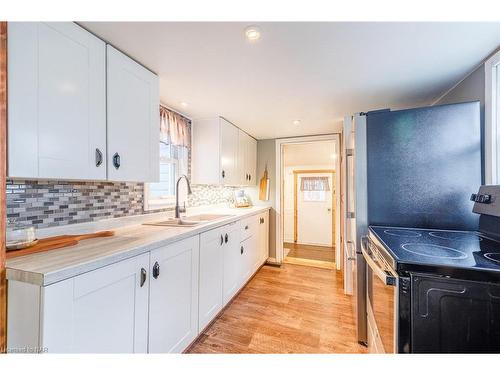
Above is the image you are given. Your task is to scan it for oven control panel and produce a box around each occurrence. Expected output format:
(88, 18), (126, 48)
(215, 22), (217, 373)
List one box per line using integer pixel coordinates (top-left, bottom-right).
(472, 185), (500, 217)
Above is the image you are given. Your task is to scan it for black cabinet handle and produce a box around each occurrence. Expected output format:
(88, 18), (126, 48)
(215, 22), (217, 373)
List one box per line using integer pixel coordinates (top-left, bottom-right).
(152, 261), (160, 279)
(245, 225), (249, 230)
(222, 170), (225, 178)
(113, 152), (121, 169)
(95, 148), (103, 167)
(240, 246), (244, 254)
(246, 174), (249, 181)
(140, 268), (147, 287)
(220, 234), (224, 246)
(225, 233), (229, 243)
(249, 174), (251, 181)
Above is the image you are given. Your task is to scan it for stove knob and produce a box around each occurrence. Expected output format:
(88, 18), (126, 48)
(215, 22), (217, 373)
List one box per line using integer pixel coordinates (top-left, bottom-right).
(470, 193), (477, 202)
(483, 194), (492, 204)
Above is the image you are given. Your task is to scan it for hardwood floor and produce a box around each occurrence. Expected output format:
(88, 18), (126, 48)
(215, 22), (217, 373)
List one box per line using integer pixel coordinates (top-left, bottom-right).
(284, 242), (335, 262)
(188, 263), (366, 354)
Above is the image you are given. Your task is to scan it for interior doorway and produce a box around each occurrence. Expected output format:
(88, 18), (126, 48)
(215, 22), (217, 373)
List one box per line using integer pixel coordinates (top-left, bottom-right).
(279, 138), (340, 269)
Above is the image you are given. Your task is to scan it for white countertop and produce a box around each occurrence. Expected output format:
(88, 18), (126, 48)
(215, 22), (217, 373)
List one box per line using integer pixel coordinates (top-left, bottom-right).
(6, 205), (271, 286)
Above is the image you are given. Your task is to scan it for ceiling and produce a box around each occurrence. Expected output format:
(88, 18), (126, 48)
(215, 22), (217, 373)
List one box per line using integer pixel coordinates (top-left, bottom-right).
(283, 141), (336, 167)
(81, 22), (500, 139)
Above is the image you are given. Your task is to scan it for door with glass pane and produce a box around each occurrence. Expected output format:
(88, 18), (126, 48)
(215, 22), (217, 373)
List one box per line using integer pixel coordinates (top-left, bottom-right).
(296, 172), (333, 246)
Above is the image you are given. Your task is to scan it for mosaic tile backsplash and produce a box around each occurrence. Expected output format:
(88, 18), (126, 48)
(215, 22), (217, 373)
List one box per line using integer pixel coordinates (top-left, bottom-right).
(6, 179), (239, 229)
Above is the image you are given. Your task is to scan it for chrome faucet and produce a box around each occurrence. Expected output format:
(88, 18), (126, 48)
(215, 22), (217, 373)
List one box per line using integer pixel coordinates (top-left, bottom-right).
(175, 175), (193, 219)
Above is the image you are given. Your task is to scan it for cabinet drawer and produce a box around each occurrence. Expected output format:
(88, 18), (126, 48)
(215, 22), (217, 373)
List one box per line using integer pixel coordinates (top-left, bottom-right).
(240, 216), (257, 241)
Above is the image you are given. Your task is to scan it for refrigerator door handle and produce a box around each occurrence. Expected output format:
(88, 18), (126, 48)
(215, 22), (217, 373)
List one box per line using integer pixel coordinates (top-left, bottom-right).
(346, 240), (356, 260)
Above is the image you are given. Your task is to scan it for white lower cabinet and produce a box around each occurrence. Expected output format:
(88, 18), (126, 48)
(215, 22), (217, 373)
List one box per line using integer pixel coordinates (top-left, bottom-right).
(7, 210), (270, 353)
(8, 252), (150, 353)
(148, 236), (200, 353)
(258, 210), (269, 264)
(222, 222), (242, 305)
(199, 226), (225, 331)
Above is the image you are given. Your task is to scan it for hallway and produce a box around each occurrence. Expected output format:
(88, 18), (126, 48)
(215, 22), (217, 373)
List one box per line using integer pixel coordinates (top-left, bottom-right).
(188, 264), (366, 354)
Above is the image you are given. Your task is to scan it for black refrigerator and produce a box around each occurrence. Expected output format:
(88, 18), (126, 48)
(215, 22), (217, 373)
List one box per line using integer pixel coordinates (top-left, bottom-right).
(349, 101), (482, 345)
(366, 101), (482, 231)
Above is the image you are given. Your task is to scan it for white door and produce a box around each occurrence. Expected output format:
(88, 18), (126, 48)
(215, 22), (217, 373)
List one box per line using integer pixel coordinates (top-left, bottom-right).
(220, 118), (239, 186)
(259, 211), (269, 264)
(8, 22), (106, 180)
(41, 253), (150, 353)
(223, 222), (242, 305)
(199, 227), (224, 331)
(297, 173), (333, 246)
(107, 45), (159, 182)
(149, 236), (200, 353)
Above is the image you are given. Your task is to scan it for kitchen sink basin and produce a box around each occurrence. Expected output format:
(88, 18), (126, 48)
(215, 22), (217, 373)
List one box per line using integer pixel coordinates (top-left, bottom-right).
(143, 213), (234, 227)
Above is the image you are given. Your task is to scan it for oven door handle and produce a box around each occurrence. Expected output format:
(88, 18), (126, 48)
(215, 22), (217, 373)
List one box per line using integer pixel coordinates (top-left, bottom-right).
(361, 236), (397, 286)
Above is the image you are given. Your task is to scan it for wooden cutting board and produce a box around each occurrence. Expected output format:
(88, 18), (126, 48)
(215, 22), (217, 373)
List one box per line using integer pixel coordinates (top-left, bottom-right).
(6, 231), (115, 259)
(259, 167), (269, 201)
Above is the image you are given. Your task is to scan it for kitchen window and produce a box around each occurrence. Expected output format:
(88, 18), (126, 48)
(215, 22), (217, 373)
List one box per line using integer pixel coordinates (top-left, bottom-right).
(486, 49), (500, 184)
(144, 106), (191, 211)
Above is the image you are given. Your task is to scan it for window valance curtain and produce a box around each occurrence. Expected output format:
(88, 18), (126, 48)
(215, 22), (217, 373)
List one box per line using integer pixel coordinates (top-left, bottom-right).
(160, 105), (191, 148)
(300, 176), (330, 191)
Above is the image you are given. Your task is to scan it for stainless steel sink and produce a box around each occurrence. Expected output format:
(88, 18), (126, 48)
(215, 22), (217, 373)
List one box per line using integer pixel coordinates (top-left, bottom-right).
(143, 214), (234, 227)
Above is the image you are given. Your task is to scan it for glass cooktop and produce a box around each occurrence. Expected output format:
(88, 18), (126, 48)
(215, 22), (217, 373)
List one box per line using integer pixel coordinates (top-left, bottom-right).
(368, 226), (500, 277)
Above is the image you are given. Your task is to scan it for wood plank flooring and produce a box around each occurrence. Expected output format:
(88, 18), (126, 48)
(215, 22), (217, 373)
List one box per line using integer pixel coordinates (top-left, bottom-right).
(188, 263), (366, 354)
(284, 242), (335, 262)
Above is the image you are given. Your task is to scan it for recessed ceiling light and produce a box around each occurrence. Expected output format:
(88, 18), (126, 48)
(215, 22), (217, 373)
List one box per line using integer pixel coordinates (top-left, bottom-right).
(293, 120), (301, 126)
(245, 26), (261, 42)
(180, 101), (188, 108)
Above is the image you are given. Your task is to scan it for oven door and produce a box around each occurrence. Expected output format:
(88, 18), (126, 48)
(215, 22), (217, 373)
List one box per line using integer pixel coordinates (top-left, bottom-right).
(361, 237), (398, 353)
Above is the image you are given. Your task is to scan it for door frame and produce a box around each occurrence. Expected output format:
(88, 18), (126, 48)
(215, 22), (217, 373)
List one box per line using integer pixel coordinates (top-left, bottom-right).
(293, 169), (335, 247)
(275, 134), (341, 269)
(0, 21), (7, 353)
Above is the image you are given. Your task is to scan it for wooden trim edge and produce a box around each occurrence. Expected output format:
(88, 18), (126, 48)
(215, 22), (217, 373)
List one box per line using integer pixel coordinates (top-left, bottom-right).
(0, 21), (8, 354)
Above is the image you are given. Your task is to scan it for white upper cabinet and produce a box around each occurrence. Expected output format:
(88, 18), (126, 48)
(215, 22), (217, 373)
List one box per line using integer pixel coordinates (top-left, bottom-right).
(237, 130), (257, 186)
(220, 118), (240, 185)
(106, 46), (160, 182)
(192, 117), (257, 186)
(8, 22), (106, 180)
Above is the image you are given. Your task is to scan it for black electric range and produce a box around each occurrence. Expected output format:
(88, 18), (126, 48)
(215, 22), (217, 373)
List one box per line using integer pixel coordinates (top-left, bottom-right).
(363, 185), (500, 353)
(368, 226), (500, 282)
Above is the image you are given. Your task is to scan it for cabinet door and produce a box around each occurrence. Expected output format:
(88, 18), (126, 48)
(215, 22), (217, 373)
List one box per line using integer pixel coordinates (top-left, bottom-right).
(238, 130), (248, 185)
(41, 253), (150, 353)
(220, 118), (239, 186)
(149, 236), (200, 353)
(107, 45), (159, 182)
(240, 236), (254, 284)
(223, 222), (242, 305)
(199, 227), (224, 331)
(246, 137), (257, 186)
(259, 211), (269, 264)
(8, 22), (106, 180)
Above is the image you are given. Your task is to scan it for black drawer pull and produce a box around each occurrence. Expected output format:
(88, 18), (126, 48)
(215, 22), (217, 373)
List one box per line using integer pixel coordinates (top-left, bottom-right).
(95, 148), (103, 167)
(241, 246), (244, 254)
(113, 152), (121, 169)
(140, 268), (147, 287)
(152, 261), (160, 279)
(220, 234), (224, 245)
(245, 225), (249, 230)
(225, 233), (229, 243)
